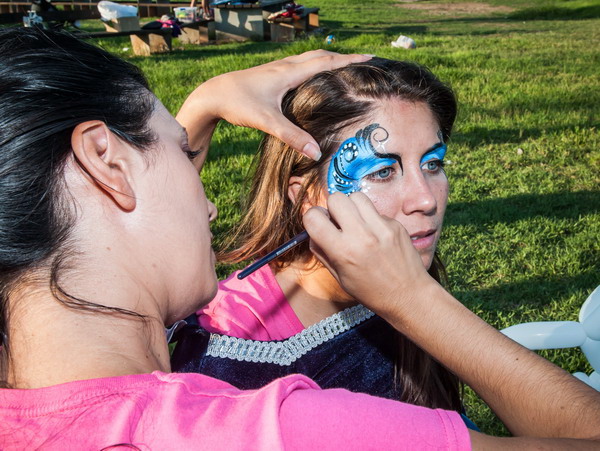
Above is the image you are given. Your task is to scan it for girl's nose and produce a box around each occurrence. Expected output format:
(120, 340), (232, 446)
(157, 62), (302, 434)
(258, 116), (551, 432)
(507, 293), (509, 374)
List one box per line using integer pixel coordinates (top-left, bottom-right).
(402, 172), (437, 216)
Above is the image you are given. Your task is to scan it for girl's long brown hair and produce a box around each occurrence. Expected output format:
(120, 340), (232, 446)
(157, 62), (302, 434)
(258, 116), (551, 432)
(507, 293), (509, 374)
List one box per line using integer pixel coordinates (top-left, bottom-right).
(219, 58), (462, 411)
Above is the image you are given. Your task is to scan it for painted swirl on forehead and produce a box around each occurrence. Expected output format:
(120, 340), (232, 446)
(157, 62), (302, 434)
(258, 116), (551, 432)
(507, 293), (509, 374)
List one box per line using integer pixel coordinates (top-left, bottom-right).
(327, 123), (401, 195)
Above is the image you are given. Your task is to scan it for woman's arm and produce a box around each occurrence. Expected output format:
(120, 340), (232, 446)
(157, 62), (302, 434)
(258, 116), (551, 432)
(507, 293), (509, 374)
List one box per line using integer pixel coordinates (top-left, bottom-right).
(176, 50), (371, 171)
(303, 192), (600, 441)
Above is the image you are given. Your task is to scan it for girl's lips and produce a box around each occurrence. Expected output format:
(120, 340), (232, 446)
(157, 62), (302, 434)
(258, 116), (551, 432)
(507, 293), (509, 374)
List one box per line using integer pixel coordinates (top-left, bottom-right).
(410, 230), (436, 250)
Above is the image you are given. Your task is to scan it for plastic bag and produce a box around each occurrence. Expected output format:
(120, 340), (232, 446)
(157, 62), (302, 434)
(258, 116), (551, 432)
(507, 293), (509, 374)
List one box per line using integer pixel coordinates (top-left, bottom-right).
(391, 35), (416, 49)
(97, 0), (138, 21)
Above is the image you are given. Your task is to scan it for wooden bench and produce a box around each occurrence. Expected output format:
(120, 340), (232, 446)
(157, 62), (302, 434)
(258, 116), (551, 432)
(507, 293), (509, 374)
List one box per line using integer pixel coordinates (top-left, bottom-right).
(0, 8), (99, 24)
(178, 18), (215, 44)
(0, 0), (194, 19)
(76, 27), (172, 56)
(213, 1), (287, 41)
(0, 1), (178, 56)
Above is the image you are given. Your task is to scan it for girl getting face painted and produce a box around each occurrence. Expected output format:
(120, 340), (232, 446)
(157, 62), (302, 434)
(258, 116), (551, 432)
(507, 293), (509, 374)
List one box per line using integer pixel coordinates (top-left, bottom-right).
(325, 100), (449, 270)
(214, 59), (463, 414)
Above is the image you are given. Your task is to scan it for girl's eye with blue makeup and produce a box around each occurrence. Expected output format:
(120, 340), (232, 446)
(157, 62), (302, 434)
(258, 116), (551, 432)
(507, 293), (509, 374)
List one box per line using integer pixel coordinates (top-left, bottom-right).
(422, 159), (445, 173)
(365, 166), (395, 182)
(419, 141), (447, 174)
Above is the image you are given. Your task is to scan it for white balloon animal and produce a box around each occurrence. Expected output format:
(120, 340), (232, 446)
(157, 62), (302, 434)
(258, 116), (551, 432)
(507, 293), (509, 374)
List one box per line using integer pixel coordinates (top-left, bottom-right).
(501, 285), (600, 391)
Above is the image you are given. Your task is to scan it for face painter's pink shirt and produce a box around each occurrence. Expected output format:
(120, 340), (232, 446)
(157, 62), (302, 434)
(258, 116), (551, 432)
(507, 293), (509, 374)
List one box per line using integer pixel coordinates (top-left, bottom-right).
(0, 371), (470, 450)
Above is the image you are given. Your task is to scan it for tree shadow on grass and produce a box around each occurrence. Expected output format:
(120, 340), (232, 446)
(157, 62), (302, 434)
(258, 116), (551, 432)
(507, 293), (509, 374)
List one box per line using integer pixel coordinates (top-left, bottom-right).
(508, 5), (600, 21)
(446, 190), (600, 229)
(454, 270), (599, 316)
(419, 5), (600, 25)
(453, 99), (596, 147)
(452, 123), (595, 146)
(311, 18), (580, 45)
(446, 190), (599, 313)
(324, 4), (599, 39)
(337, 24), (428, 36)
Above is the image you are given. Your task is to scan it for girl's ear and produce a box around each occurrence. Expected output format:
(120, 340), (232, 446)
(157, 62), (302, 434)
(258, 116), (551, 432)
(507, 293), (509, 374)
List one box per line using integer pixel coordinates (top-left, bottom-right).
(287, 176), (305, 205)
(288, 176), (326, 215)
(70, 121), (136, 211)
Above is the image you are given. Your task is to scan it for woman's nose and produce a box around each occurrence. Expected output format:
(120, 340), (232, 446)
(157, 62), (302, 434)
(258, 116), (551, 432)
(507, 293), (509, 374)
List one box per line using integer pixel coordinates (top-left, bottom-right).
(207, 200), (218, 222)
(401, 172), (437, 216)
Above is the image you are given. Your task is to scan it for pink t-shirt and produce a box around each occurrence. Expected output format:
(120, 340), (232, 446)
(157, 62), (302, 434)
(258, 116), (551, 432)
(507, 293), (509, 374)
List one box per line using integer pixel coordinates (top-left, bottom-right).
(199, 265), (303, 340)
(0, 371), (470, 449)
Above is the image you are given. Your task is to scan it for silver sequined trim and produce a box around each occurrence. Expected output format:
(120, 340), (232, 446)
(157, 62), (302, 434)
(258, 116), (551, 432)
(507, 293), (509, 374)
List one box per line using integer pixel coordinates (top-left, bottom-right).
(206, 304), (375, 366)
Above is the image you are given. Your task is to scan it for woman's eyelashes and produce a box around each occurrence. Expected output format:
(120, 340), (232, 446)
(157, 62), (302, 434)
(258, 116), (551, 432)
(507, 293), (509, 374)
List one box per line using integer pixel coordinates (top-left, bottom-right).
(182, 142), (202, 161)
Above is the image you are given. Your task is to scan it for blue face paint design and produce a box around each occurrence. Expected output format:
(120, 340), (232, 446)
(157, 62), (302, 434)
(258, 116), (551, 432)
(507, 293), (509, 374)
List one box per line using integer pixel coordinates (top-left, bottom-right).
(327, 124), (399, 195)
(420, 130), (447, 173)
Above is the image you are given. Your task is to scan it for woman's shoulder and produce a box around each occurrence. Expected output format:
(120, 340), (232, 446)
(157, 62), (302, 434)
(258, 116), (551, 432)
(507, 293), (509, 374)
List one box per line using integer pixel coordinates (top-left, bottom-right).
(0, 372), (314, 449)
(198, 265), (303, 340)
(0, 371), (469, 449)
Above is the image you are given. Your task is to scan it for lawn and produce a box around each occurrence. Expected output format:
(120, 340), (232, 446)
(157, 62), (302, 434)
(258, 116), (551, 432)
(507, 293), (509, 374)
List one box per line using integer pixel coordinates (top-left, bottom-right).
(55, 0), (600, 435)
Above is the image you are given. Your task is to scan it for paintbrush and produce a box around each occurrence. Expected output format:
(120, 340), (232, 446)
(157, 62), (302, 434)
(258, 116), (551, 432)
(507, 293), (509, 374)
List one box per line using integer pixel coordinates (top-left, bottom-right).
(237, 230), (310, 280)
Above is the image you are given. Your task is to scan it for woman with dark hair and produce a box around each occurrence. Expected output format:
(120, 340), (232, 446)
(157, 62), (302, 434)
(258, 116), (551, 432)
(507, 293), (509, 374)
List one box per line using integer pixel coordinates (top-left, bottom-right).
(181, 59), (464, 412)
(0, 27), (599, 449)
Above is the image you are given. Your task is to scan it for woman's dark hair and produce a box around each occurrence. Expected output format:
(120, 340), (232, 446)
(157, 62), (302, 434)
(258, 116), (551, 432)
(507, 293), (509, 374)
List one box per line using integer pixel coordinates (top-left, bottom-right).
(0, 28), (157, 384)
(220, 58), (462, 410)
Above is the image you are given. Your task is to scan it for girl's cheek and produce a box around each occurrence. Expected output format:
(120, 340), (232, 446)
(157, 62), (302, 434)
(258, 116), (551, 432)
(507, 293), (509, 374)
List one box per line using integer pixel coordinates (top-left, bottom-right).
(365, 192), (397, 217)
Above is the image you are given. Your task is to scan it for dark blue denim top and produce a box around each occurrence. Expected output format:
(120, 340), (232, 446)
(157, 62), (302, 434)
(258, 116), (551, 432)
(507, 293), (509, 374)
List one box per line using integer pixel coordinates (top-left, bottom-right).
(170, 305), (478, 431)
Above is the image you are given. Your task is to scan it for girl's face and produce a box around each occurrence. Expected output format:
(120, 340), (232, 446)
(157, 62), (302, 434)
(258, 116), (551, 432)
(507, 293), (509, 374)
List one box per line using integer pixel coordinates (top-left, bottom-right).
(322, 99), (449, 270)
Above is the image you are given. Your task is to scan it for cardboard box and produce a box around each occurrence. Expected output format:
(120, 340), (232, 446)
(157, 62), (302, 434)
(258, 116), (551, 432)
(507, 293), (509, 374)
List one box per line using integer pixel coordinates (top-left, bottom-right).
(103, 16), (140, 32)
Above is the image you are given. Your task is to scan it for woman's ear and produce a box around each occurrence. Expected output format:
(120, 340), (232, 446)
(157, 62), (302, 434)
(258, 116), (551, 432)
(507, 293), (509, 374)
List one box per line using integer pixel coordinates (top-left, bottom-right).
(71, 121), (136, 211)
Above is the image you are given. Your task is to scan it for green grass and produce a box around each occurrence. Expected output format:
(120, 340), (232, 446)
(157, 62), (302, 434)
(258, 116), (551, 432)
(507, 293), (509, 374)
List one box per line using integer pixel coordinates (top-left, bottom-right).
(19, 0), (600, 436)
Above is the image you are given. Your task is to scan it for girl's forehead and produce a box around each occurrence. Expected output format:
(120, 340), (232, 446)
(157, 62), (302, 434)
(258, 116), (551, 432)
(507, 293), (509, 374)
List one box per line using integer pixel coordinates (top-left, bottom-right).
(333, 121), (441, 158)
(338, 101), (439, 144)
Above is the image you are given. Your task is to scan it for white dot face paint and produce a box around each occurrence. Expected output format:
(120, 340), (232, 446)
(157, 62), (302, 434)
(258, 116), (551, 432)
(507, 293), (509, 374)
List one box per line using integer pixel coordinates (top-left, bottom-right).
(323, 100), (450, 270)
